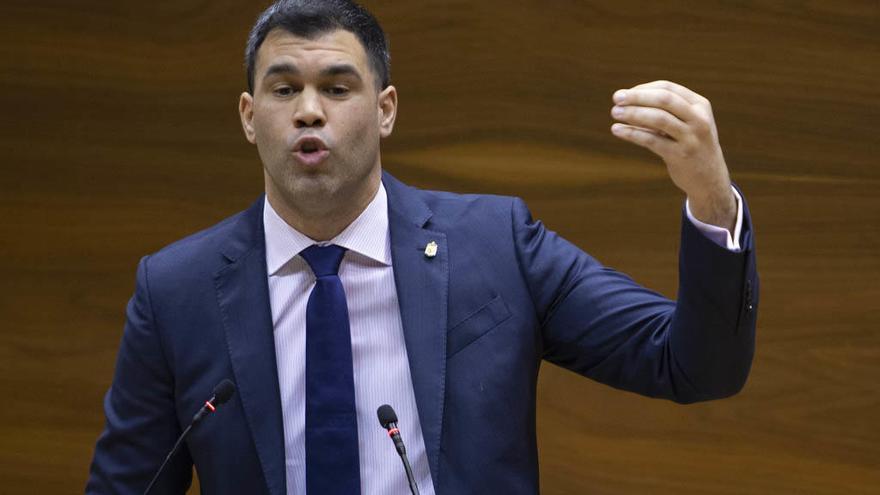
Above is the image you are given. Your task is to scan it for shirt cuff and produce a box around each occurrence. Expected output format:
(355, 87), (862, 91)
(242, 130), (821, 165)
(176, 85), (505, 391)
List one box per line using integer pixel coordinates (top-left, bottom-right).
(685, 186), (743, 252)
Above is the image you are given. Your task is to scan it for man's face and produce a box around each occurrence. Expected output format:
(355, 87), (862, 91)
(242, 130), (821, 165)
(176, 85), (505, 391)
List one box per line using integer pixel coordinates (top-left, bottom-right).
(239, 28), (397, 217)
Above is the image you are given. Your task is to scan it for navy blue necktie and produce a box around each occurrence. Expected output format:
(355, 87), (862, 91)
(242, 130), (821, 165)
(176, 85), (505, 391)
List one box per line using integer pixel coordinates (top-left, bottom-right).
(300, 244), (360, 494)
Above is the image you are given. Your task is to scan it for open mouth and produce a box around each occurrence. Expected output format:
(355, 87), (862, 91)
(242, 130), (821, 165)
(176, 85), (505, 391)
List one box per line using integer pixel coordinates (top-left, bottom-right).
(300, 142), (321, 154)
(293, 146), (329, 166)
(292, 136), (329, 165)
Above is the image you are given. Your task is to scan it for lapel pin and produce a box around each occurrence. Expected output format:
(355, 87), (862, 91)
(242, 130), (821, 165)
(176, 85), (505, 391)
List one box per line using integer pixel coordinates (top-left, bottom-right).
(424, 241), (438, 258)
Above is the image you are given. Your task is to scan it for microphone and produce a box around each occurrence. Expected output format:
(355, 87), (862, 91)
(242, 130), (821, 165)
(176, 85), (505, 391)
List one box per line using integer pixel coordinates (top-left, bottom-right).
(143, 379), (237, 495)
(192, 379), (236, 424)
(377, 404), (420, 495)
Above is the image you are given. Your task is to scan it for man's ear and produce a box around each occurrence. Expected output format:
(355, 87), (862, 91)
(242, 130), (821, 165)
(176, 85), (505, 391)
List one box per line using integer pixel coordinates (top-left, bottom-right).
(239, 92), (256, 144)
(377, 85), (398, 138)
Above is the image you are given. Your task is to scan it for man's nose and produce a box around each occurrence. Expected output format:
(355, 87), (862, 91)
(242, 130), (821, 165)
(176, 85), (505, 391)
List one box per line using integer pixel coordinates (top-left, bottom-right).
(294, 87), (326, 128)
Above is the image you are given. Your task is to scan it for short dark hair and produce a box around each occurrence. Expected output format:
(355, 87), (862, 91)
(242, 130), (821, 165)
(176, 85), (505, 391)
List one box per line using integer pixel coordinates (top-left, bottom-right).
(244, 0), (391, 93)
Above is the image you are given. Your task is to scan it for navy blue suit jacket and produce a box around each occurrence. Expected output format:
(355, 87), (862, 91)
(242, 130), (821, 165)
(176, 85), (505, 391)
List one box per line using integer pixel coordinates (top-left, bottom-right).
(87, 171), (758, 494)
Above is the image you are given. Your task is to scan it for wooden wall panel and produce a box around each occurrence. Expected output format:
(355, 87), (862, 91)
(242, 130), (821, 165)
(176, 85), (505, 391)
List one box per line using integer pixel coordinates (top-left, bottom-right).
(0, 1), (877, 492)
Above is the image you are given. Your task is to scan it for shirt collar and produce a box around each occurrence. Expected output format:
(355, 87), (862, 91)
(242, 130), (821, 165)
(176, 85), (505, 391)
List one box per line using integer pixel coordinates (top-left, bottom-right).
(263, 182), (391, 275)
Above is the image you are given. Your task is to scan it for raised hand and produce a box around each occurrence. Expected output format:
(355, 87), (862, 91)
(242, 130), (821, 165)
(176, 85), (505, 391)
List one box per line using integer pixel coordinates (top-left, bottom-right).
(610, 80), (737, 232)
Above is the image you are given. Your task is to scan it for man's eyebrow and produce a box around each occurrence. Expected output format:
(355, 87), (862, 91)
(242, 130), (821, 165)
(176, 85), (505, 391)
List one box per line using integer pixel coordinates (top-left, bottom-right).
(262, 62), (363, 81)
(264, 63), (300, 79)
(319, 64), (363, 81)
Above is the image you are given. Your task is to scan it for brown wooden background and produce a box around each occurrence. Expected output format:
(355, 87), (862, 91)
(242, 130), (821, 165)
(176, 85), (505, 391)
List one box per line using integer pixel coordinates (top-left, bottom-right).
(1, 0), (878, 493)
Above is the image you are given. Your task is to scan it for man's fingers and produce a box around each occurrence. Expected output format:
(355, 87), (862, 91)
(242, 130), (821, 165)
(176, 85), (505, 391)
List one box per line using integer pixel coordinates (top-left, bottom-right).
(611, 104), (688, 140)
(629, 80), (706, 105)
(610, 123), (674, 157)
(612, 88), (697, 123)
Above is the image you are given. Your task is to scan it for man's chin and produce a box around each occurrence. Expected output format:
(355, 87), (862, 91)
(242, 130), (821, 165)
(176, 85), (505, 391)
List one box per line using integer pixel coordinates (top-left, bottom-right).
(289, 178), (333, 197)
(266, 165), (379, 215)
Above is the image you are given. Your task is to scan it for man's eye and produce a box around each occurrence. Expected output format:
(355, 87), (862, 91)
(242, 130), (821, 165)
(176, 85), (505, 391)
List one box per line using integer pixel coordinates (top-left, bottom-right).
(273, 86), (296, 97)
(326, 86), (349, 96)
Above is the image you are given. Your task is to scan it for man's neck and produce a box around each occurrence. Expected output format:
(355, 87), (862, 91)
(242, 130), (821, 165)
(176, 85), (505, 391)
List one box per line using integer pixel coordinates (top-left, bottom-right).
(266, 178), (381, 242)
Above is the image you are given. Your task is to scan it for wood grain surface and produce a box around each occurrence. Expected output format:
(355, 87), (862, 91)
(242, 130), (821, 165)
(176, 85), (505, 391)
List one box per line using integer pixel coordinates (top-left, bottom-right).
(1, 0), (877, 493)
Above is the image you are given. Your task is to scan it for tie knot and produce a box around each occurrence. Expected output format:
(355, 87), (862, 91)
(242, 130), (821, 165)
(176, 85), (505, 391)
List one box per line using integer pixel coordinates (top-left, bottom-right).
(301, 244), (346, 278)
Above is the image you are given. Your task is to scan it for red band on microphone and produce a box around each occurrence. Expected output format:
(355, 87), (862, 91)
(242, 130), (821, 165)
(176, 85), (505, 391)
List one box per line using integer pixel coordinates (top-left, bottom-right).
(205, 401), (216, 412)
(388, 428), (399, 437)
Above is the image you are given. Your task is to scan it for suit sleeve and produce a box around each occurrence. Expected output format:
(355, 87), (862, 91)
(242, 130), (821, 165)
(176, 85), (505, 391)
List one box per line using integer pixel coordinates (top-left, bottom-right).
(86, 256), (193, 494)
(512, 186), (758, 403)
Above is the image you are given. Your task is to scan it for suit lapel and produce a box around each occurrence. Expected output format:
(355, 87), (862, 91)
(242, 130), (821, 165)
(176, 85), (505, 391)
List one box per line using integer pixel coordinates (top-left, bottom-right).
(214, 198), (286, 495)
(384, 172), (448, 487)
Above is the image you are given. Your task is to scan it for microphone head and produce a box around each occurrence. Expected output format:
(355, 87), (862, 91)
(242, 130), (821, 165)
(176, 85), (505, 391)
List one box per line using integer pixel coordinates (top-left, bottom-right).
(213, 379), (236, 405)
(376, 404), (398, 429)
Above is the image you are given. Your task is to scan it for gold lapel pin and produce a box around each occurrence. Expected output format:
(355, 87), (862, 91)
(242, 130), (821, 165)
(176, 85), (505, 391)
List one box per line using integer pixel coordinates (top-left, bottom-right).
(424, 241), (438, 258)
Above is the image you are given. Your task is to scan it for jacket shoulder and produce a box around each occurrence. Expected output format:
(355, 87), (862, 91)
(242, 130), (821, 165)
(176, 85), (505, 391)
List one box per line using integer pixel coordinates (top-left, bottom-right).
(140, 199), (262, 284)
(413, 186), (521, 230)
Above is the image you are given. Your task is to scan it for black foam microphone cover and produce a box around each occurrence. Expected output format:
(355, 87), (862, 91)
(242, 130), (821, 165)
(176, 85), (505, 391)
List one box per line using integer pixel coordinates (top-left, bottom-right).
(213, 379), (236, 405)
(377, 404), (398, 428)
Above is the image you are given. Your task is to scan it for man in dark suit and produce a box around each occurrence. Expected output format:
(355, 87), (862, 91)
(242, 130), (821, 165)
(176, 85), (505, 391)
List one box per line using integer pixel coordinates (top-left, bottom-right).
(87, 1), (758, 493)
